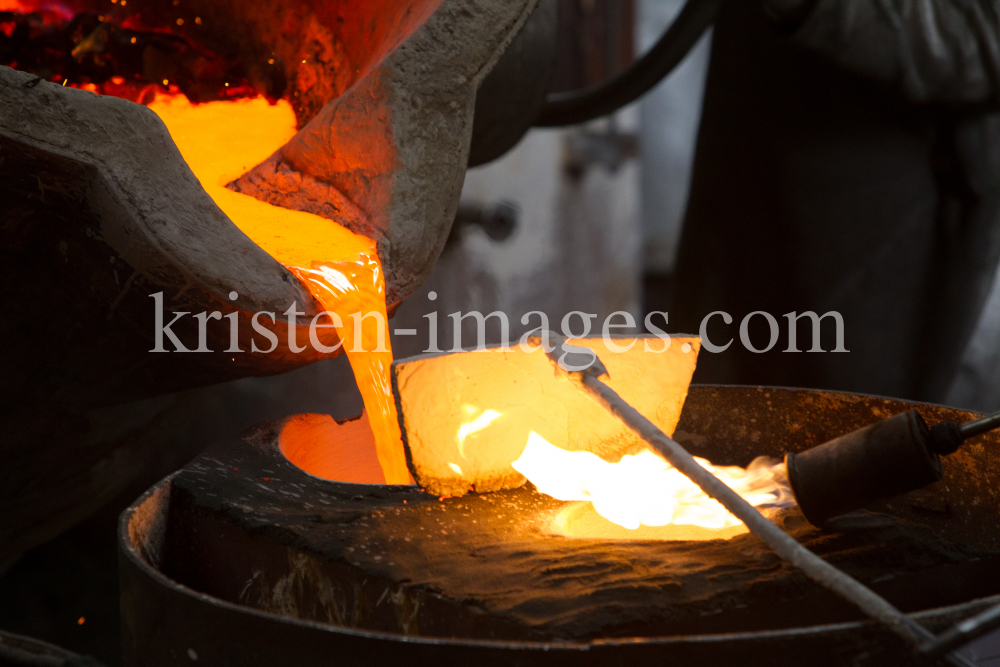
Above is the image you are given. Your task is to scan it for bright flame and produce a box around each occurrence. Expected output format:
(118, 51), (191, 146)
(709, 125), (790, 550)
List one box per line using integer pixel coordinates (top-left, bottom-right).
(512, 431), (794, 531)
(456, 408), (503, 459)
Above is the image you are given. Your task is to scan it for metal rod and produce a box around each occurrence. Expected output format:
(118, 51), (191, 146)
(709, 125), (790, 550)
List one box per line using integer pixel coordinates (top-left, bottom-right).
(917, 409), (1000, 658)
(921, 600), (1000, 658)
(537, 333), (974, 667)
(959, 409), (1000, 439)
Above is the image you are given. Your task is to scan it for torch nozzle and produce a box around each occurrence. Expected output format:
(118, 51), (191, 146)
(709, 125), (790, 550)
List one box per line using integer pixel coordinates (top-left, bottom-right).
(788, 407), (1000, 527)
(928, 409), (1000, 456)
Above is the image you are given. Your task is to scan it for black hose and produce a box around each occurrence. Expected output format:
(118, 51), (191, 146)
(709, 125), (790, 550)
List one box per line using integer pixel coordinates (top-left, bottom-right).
(533, 0), (721, 127)
(534, 0), (722, 127)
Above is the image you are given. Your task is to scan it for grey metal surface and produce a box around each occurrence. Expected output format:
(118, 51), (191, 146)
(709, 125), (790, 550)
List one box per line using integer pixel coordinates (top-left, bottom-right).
(467, 0), (559, 167)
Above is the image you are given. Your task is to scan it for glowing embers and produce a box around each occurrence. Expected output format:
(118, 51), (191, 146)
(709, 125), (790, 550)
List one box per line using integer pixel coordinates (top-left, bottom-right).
(513, 431), (794, 538)
(0, 0), (276, 102)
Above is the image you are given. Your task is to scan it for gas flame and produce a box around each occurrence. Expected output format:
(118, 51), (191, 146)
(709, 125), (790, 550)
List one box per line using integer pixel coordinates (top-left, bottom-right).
(512, 431), (794, 531)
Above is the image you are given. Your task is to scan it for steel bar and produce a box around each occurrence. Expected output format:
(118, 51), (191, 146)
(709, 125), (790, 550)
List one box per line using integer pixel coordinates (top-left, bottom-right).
(536, 332), (974, 667)
(921, 601), (1000, 658)
(959, 410), (1000, 439)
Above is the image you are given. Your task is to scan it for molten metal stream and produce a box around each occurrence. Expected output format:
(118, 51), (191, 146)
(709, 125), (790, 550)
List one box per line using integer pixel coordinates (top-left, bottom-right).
(147, 94), (409, 484)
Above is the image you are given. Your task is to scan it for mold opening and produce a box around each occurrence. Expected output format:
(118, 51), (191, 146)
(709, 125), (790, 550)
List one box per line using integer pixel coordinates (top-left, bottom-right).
(278, 412), (387, 484)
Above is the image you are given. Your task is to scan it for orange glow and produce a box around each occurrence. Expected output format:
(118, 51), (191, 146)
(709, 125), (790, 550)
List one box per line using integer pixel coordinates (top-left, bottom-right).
(147, 93), (409, 484)
(293, 259), (409, 484)
(279, 412), (385, 484)
(0, 0), (74, 20)
(551, 502), (751, 541)
(513, 431), (793, 535)
(456, 406), (504, 459)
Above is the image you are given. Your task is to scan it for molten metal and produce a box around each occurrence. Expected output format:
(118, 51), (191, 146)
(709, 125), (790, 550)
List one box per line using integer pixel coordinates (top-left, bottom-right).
(1, 0), (453, 486)
(147, 93), (409, 483)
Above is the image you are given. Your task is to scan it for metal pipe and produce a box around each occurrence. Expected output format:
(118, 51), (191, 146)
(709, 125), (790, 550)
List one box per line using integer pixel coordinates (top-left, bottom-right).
(921, 601), (1000, 659)
(532, 0), (720, 127)
(958, 409), (1000, 439)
